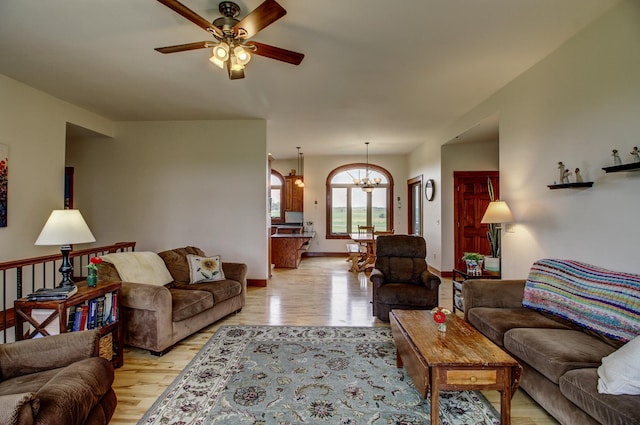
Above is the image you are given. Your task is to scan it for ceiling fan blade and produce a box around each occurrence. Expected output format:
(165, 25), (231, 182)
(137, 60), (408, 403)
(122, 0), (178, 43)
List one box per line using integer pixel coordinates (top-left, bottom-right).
(245, 42), (304, 65)
(156, 0), (223, 37)
(233, 0), (286, 39)
(155, 41), (211, 54)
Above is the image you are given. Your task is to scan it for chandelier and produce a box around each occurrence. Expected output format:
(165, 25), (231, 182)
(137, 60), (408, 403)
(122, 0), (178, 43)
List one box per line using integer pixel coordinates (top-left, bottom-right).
(294, 147), (304, 188)
(353, 142), (381, 192)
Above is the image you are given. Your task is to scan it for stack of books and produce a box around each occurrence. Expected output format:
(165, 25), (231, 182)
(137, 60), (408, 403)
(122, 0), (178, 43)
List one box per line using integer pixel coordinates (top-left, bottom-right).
(27, 285), (78, 301)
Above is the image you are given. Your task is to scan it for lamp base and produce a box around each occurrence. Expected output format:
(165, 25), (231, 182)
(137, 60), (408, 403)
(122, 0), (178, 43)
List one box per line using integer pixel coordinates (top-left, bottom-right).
(58, 244), (75, 288)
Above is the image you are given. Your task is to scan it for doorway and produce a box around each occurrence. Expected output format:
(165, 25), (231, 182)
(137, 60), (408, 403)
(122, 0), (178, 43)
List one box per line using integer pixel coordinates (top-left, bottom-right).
(407, 176), (423, 235)
(453, 171), (498, 271)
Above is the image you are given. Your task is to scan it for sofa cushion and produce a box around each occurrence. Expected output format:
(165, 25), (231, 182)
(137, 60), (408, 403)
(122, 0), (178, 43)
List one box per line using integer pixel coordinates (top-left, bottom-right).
(169, 289), (214, 322)
(0, 392), (39, 424)
(187, 254), (225, 283)
(504, 328), (616, 384)
(560, 368), (640, 425)
(522, 259), (640, 342)
(174, 280), (242, 304)
(598, 335), (640, 395)
(158, 247), (206, 285)
(467, 307), (575, 347)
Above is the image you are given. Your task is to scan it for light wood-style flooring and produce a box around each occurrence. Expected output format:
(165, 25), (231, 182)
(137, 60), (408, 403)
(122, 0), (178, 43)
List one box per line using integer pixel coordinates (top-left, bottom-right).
(111, 257), (559, 424)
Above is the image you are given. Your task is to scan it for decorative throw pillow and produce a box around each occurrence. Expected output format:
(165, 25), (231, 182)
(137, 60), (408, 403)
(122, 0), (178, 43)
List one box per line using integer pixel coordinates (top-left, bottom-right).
(597, 335), (640, 395)
(187, 254), (225, 283)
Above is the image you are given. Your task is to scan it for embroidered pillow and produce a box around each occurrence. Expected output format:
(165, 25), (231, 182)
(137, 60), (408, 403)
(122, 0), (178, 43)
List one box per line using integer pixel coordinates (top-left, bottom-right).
(187, 254), (225, 283)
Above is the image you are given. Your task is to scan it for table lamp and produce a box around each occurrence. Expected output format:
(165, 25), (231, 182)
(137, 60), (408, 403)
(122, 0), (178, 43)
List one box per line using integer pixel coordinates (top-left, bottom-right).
(35, 209), (96, 288)
(481, 200), (514, 272)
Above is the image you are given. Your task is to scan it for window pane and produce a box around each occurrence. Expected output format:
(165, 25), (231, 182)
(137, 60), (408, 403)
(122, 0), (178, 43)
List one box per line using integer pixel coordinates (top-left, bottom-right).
(331, 188), (347, 233)
(270, 174), (282, 186)
(371, 188), (387, 231)
(270, 189), (281, 218)
(351, 188), (367, 233)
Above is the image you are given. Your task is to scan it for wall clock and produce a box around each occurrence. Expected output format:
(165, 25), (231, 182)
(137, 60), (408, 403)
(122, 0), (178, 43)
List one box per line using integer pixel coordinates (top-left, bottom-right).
(425, 179), (435, 201)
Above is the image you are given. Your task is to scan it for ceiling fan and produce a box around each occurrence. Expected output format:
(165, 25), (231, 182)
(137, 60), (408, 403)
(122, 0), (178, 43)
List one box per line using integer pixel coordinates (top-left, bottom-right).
(155, 0), (304, 80)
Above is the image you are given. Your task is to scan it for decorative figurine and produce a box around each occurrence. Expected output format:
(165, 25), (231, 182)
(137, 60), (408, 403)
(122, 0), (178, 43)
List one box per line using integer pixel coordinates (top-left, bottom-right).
(612, 149), (622, 166)
(631, 146), (640, 163)
(562, 168), (571, 184)
(558, 162), (566, 183)
(574, 168), (583, 183)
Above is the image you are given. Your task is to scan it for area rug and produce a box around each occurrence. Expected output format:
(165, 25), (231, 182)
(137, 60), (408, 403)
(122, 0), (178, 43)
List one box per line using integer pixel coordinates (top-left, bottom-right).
(138, 326), (500, 425)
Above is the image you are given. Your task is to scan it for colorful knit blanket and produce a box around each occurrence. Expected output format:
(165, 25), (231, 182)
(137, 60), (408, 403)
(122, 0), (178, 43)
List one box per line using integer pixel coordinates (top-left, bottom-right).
(523, 259), (640, 342)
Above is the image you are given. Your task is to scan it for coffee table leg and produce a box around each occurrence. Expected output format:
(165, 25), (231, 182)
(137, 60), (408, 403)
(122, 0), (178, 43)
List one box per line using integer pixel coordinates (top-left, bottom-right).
(430, 368), (440, 425)
(396, 349), (403, 368)
(501, 368), (513, 425)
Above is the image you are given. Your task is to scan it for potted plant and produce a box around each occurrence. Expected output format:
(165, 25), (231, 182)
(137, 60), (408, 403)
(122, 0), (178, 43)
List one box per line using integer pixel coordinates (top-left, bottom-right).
(485, 178), (500, 272)
(462, 252), (484, 275)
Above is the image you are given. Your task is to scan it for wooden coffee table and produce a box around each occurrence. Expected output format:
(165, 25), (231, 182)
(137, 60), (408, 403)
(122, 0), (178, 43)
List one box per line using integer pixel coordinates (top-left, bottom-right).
(389, 309), (522, 425)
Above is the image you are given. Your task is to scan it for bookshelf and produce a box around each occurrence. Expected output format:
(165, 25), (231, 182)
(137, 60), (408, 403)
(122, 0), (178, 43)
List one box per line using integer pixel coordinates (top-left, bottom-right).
(14, 281), (123, 368)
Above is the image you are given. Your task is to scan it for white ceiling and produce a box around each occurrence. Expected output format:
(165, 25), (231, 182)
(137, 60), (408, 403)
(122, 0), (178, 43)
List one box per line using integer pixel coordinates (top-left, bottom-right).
(0, 0), (619, 159)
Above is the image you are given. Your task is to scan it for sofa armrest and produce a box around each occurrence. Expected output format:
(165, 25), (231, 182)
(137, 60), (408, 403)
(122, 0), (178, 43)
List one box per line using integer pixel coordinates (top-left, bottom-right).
(369, 269), (385, 290)
(420, 270), (441, 290)
(0, 392), (38, 425)
(462, 279), (526, 321)
(221, 262), (247, 286)
(0, 330), (100, 381)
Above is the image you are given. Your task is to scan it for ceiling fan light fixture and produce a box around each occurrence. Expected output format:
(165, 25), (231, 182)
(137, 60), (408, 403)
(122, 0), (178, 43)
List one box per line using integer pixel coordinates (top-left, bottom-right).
(213, 42), (230, 61)
(209, 53), (225, 69)
(230, 55), (245, 71)
(234, 46), (251, 65)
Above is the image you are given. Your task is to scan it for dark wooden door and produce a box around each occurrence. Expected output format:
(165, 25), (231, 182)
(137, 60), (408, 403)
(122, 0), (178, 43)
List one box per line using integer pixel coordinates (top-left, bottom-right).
(407, 175), (423, 235)
(453, 171), (499, 271)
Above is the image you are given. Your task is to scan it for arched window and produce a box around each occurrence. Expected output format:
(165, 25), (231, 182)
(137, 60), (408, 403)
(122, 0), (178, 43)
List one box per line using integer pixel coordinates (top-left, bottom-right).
(270, 170), (284, 223)
(326, 163), (393, 238)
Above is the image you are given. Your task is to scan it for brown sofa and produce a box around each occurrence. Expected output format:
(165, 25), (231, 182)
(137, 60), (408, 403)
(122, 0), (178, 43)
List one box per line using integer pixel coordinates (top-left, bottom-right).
(0, 329), (116, 425)
(463, 259), (640, 425)
(98, 246), (247, 355)
(370, 235), (441, 321)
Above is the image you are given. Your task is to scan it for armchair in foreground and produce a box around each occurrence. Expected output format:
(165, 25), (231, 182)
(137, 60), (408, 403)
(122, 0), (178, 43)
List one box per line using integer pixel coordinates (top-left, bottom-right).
(0, 330), (116, 425)
(370, 235), (441, 321)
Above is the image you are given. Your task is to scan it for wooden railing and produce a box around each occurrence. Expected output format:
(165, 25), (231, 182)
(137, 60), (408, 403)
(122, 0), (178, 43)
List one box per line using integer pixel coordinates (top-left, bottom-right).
(0, 242), (135, 342)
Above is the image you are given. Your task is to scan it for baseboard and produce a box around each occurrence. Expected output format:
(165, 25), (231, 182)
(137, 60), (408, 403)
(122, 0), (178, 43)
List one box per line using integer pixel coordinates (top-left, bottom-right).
(303, 252), (347, 258)
(247, 279), (267, 287)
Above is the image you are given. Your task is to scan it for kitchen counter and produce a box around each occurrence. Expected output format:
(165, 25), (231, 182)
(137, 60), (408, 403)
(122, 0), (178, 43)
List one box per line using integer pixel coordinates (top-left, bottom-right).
(271, 231), (315, 268)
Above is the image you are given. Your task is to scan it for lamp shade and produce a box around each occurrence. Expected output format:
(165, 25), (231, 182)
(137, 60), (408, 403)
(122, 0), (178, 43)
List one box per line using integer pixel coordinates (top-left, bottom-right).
(481, 201), (514, 224)
(35, 210), (96, 246)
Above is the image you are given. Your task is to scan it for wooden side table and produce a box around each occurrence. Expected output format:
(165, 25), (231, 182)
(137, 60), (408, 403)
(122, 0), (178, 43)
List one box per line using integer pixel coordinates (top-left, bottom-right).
(14, 281), (123, 368)
(452, 268), (501, 313)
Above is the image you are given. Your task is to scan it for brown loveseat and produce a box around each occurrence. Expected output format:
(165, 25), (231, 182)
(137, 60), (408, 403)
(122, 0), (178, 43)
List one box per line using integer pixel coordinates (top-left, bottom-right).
(98, 246), (247, 355)
(463, 259), (640, 425)
(0, 330), (116, 425)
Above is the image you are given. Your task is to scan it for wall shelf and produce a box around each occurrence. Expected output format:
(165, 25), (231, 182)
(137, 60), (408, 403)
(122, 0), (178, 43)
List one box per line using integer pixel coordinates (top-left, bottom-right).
(602, 162), (640, 173)
(547, 182), (594, 189)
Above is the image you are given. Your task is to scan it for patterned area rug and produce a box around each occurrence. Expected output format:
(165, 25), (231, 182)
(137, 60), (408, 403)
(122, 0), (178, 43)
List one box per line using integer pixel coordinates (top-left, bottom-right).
(138, 326), (499, 425)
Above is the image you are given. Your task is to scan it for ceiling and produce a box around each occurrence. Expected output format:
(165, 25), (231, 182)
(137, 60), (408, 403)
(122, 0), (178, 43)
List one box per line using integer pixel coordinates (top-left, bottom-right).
(0, 0), (619, 159)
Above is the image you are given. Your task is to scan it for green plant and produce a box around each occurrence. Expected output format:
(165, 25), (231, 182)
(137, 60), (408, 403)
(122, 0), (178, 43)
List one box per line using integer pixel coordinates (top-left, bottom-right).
(486, 177), (499, 258)
(462, 252), (484, 262)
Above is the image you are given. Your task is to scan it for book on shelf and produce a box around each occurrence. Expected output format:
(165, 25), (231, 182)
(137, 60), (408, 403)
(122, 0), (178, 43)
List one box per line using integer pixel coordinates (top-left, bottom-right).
(87, 299), (98, 330)
(96, 296), (105, 327)
(111, 292), (118, 322)
(26, 285), (78, 301)
(103, 292), (113, 325)
(67, 306), (77, 332)
(79, 305), (89, 331)
(72, 307), (83, 332)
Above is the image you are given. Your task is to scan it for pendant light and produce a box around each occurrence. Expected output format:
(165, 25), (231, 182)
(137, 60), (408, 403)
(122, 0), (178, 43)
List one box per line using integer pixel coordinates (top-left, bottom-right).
(295, 147), (304, 188)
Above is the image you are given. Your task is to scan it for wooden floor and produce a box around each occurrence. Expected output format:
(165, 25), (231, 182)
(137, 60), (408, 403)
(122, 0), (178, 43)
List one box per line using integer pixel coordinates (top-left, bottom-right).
(111, 257), (559, 424)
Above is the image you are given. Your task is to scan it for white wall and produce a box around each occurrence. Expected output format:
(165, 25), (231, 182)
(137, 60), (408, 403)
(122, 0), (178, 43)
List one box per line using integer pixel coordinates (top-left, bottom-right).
(430, 0), (640, 277)
(273, 154), (408, 254)
(67, 120), (269, 280)
(0, 74), (113, 262)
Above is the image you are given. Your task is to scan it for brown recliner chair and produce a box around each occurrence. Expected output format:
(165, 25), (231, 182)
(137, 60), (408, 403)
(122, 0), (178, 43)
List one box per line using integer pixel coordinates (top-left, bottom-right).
(369, 234), (441, 321)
